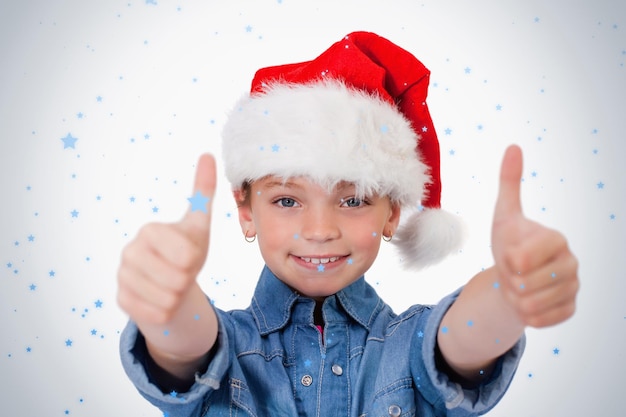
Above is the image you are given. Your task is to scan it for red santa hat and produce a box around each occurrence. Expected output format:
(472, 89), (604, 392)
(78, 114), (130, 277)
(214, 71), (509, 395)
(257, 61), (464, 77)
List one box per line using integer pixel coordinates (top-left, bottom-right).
(222, 31), (465, 268)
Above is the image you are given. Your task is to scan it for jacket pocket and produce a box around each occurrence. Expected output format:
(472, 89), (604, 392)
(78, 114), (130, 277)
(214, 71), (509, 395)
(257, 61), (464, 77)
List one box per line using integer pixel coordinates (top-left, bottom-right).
(367, 377), (416, 417)
(229, 378), (257, 417)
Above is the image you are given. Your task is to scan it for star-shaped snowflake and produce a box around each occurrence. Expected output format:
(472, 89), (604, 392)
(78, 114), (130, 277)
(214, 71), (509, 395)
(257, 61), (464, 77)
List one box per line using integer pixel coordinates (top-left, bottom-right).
(187, 191), (210, 213)
(61, 133), (78, 149)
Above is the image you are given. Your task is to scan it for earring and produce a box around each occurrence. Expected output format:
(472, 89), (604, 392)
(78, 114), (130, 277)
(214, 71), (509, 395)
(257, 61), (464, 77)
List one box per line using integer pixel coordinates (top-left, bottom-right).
(382, 234), (393, 242)
(244, 231), (256, 243)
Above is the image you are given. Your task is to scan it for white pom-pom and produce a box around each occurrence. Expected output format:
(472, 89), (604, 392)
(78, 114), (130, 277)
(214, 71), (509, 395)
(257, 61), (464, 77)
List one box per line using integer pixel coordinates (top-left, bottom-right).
(392, 208), (466, 269)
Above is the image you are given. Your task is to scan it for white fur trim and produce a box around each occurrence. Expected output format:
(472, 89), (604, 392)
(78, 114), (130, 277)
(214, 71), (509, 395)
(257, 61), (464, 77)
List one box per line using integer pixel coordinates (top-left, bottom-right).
(221, 79), (430, 206)
(392, 208), (466, 269)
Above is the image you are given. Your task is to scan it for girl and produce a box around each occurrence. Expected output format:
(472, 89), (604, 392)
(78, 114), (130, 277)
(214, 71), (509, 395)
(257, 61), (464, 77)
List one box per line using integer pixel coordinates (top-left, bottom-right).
(118, 32), (579, 416)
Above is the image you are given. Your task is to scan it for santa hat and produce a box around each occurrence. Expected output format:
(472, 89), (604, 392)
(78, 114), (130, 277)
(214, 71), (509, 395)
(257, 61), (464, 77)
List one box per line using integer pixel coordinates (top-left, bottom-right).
(222, 31), (464, 268)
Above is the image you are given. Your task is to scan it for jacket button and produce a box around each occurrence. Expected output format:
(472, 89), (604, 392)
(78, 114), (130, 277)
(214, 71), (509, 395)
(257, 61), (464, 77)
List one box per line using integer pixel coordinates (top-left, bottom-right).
(301, 375), (313, 387)
(331, 364), (343, 376)
(388, 404), (402, 417)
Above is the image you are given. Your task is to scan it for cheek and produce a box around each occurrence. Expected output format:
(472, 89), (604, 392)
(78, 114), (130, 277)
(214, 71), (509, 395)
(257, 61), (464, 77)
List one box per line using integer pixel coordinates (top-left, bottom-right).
(346, 223), (383, 250)
(256, 216), (294, 246)
(347, 214), (386, 237)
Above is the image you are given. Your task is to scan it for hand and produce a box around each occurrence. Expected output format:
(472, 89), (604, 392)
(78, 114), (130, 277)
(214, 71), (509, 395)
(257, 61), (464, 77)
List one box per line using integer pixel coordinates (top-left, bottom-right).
(117, 154), (217, 325)
(491, 145), (579, 328)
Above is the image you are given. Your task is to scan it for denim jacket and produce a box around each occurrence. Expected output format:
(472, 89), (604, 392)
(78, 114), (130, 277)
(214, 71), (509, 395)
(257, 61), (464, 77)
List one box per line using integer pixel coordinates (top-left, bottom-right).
(120, 266), (524, 417)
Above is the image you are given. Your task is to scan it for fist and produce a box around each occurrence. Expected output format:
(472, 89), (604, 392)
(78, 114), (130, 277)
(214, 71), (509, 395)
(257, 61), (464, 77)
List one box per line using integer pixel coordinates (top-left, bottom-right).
(491, 145), (579, 328)
(117, 154), (216, 325)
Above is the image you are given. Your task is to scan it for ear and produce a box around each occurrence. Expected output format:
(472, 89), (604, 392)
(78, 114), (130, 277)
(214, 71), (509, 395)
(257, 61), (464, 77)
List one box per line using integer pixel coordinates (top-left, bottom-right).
(385, 203), (402, 236)
(233, 189), (256, 236)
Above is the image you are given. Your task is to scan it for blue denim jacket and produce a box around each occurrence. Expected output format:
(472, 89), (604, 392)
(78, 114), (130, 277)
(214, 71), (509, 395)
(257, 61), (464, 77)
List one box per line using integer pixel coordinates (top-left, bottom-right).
(120, 266), (524, 417)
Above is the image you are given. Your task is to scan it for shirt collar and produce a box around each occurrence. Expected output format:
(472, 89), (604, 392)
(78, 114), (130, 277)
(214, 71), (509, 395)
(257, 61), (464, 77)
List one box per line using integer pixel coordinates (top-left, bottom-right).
(250, 265), (385, 335)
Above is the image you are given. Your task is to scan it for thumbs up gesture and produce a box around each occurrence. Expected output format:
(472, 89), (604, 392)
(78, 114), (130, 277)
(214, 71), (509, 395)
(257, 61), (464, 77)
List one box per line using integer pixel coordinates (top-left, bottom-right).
(491, 145), (579, 328)
(117, 154), (217, 326)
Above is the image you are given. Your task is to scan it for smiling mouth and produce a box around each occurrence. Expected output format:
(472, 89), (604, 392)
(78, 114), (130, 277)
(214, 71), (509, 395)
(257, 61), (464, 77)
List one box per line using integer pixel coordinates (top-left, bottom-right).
(297, 256), (343, 265)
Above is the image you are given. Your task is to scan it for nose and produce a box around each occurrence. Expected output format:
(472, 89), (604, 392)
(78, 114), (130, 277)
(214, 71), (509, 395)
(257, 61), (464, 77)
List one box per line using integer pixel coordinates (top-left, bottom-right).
(300, 206), (340, 242)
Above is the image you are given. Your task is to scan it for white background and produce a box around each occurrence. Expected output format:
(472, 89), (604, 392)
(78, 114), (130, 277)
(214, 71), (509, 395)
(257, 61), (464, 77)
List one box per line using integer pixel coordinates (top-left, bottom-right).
(1, 0), (624, 416)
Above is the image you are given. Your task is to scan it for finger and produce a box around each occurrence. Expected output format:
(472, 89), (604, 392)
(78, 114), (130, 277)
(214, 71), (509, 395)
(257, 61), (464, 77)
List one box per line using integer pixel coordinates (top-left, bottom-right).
(180, 153), (217, 235)
(134, 223), (205, 273)
(118, 265), (178, 310)
(507, 252), (578, 295)
(118, 289), (175, 326)
(498, 271), (578, 328)
(523, 296), (577, 328)
(493, 144), (523, 222)
(117, 268), (180, 324)
(500, 225), (568, 275)
(524, 276), (579, 318)
(126, 241), (196, 293)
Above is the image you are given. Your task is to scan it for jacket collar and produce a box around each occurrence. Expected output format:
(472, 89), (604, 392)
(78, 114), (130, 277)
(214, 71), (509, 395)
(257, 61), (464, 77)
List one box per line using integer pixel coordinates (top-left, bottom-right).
(250, 265), (385, 336)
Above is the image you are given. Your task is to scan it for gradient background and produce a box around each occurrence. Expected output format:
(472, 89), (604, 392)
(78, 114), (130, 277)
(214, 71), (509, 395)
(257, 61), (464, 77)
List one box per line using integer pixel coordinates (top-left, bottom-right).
(1, 1), (624, 416)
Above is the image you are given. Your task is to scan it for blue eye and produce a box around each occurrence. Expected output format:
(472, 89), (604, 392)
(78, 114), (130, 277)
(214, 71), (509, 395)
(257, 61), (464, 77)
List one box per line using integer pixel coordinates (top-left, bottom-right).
(276, 198), (298, 208)
(342, 197), (363, 207)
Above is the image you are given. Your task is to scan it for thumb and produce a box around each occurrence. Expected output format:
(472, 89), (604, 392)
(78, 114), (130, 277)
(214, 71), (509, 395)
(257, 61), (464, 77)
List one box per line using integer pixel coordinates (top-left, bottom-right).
(180, 153), (217, 235)
(494, 145), (523, 222)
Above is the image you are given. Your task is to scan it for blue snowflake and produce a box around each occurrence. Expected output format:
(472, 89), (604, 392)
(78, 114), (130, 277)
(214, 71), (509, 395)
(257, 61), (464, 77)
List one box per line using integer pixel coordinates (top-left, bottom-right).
(188, 191), (210, 213)
(61, 133), (78, 149)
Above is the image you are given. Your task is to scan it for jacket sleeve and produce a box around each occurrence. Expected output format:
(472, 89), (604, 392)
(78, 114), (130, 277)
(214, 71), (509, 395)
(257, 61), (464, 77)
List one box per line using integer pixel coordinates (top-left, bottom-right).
(119, 309), (232, 417)
(419, 287), (526, 416)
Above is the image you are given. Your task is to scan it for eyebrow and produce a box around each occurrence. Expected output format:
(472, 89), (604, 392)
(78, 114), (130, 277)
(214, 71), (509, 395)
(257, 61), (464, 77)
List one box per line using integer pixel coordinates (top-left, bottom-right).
(262, 180), (303, 190)
(334, 181), (354, 192)
(261, 180), (356, 190)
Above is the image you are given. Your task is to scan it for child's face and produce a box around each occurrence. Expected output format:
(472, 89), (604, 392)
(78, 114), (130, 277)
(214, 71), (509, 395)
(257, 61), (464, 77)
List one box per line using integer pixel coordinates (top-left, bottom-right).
(236, 176), (401, 300)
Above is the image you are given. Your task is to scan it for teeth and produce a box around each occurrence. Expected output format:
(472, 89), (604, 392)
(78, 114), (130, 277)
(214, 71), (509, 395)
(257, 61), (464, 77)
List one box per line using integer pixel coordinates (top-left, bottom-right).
(300, 256), (339, 264)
